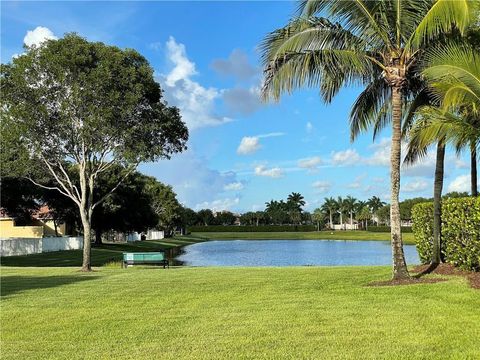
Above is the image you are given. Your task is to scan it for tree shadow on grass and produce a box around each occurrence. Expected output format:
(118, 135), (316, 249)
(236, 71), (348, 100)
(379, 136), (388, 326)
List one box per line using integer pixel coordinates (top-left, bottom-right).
(1, 275), (99, 297)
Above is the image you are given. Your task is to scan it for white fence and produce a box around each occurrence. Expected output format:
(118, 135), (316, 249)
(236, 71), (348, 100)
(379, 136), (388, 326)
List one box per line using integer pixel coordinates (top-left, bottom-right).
(331, 224), (359, 230)
(0, 236), (83, 257)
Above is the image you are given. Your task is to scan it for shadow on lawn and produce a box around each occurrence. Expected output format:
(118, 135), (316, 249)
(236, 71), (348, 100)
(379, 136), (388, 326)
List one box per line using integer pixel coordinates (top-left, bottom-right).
(0, 275), (99, 297)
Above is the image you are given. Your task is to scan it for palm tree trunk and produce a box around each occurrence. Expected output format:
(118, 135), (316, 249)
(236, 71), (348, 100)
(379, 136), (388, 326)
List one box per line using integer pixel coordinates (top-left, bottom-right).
(390, 86), (409, 280)
(432, 140), (445, 265)
(471, 143), (477, 197)
(329, 211), (333, 229)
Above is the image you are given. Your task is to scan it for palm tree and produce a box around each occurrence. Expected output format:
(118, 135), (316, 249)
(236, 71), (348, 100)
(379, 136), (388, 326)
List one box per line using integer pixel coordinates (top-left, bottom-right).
(261, 0), (477, 279)
(287, 192), (306, 210)
(336, 196), (348, 230)
(312, 208), (324, 231)
(344, 195), (358, 230)
(321, 197), (337, 229)
(367, 196), (386, 225)
(406, 42), (480, 264)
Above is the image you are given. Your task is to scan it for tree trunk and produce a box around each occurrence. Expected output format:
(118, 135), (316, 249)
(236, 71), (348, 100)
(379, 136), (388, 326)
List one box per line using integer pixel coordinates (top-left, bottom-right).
(80, 210), (92, 272)
(329, 211), (333, 230)
(366, 219), (368, 231)
(53, 218), (59, 237)
(390, 86), (410, 280)
(432, 141), (445, 265)
(339, 213), (343, 230)
(471, 144), (478, 197)
(95, 228), (103, 245)
(350, 211), (353, 229)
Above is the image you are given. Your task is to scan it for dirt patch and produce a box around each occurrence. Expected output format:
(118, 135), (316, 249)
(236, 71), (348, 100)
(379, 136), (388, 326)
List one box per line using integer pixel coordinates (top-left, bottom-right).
(412, 263), (480, 289)
(368, 277), (448, 287)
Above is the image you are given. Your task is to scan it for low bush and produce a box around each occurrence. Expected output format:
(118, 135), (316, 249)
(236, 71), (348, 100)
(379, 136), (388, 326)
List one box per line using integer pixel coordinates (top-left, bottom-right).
(412, 197), (480, 271)
(411, 203), (434, 264)
(368, 226), (413, 233)
(188, 225), (317, 232)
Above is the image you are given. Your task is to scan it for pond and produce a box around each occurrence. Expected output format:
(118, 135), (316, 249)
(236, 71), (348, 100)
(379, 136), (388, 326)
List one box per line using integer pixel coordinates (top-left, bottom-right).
(175, 240), (420, 267)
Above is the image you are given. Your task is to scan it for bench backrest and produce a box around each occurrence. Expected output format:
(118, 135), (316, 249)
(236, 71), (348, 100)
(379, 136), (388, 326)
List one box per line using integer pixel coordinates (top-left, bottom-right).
(123, 252), (165, 262)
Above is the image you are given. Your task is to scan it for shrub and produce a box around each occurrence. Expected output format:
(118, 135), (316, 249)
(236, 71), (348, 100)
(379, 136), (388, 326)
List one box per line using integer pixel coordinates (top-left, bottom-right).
(442, 197), (480, 271)
(188, 225), (317, 232)
(412, 197), (480, 271)
(411, 203), (434, 264)
(368, 226), (413, 233)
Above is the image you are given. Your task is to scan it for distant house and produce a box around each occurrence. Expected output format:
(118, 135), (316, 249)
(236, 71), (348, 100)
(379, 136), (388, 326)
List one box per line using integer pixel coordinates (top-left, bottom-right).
(0, 206), (71, 239)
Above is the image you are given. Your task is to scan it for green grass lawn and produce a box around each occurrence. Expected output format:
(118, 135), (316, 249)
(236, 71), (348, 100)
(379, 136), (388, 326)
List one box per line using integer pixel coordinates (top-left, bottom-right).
(1, 266), (478, 359)
(192, 231), (416, 244)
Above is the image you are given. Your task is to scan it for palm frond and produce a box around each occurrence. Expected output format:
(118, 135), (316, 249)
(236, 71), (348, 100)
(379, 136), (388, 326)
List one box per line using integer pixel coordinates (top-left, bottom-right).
(407, 0), (478, 50)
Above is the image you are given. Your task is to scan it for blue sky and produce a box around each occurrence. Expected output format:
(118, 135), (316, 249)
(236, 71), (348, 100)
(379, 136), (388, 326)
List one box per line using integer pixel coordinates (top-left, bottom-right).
(1, 1), (474, 212)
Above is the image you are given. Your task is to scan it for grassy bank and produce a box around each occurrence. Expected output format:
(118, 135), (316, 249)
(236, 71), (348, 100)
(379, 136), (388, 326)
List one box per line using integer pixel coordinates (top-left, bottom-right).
(1, 266), (478, 359)
(0, 236), (204, 267)
(192, 231), (416, 244)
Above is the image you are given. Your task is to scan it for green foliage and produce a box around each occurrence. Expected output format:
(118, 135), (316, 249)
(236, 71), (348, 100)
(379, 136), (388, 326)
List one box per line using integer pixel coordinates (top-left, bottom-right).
(411, 203), (435, 264)
(442, 197), (480, 271)
(188, 225), (317, 233)
(412, 197), (480, 271)
(368, 226), (413, 233)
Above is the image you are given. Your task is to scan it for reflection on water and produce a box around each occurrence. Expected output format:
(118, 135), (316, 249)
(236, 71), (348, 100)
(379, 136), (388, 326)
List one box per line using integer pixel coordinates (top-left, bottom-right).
(175, 239), (420, 267)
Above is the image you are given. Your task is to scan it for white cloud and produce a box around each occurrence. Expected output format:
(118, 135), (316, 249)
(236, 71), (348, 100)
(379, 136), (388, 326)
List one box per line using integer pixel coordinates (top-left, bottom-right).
(297, 156), (323, 171)
(312, 181), (331, 193)
(161, 37), (230, 130)
(331, 149), (361, 166)
(237, 136), (261, 155)
(194, 197), (240, 212)
(236, 132), (284, 155)
(403, 178), (430, 192)
(455, 158), (469, 169)
(140, 150), (239, 209)
(365, 138), (391, 166)
(306, 121), (314, 133)
(164, 37), (196, 86)
(254, 165), (283, 178)
(447, 175), (471, 192)
(24, 26), (57, 47)
(224, 182), (244, 191)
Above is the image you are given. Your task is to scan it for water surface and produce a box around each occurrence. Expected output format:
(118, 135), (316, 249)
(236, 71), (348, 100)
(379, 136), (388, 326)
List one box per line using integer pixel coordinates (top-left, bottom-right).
(175, 239), (419, 266)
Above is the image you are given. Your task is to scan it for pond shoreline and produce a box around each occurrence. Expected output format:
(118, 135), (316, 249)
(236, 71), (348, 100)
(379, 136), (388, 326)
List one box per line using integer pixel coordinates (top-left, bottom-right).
(189, 231), (416, 244)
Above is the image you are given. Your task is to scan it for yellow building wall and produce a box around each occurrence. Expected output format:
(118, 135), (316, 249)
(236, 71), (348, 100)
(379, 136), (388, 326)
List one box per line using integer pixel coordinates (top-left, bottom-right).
(39, 220), (67, 236)
(0, 218), (44, 238)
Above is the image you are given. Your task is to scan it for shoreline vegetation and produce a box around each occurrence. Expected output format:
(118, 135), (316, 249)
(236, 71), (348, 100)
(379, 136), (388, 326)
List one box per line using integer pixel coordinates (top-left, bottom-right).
(191, 231), (415, 244)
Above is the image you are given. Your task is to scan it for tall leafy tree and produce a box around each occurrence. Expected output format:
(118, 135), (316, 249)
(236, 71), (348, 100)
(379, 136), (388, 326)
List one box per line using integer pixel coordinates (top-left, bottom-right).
(1, 34), (188, 271)
(260, 0), (477, 279)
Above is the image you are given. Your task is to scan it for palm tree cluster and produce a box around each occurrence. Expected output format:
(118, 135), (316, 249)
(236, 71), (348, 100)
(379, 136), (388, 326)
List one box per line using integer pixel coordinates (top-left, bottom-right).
(263, 192), (307, 224)
(320, 196), (385, 230)
(260, 0), (479, 280)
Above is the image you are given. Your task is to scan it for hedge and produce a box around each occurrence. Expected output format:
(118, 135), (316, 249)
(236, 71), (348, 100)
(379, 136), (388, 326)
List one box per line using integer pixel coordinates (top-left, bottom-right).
(188, 225), (317, 232)
(412, 197), (480, 271)
(368, 226), (413, 233)
(411, 203), (434, 264)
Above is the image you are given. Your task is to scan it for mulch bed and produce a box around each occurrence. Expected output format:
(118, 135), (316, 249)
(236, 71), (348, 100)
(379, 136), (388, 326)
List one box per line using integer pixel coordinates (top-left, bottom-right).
(411, 263), (480, 289)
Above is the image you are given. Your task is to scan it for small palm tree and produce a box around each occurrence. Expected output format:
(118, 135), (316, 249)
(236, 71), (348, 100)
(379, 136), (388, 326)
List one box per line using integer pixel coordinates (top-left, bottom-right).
(344, 195), (358, 230)
(367, 196), (386, 225)
(261, 0), (477, 279)
(321, 197), (337, 229)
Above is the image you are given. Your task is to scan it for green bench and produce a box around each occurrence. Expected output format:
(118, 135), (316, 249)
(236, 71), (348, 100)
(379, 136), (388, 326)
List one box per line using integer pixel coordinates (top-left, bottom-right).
(122, 252), (169, 268)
